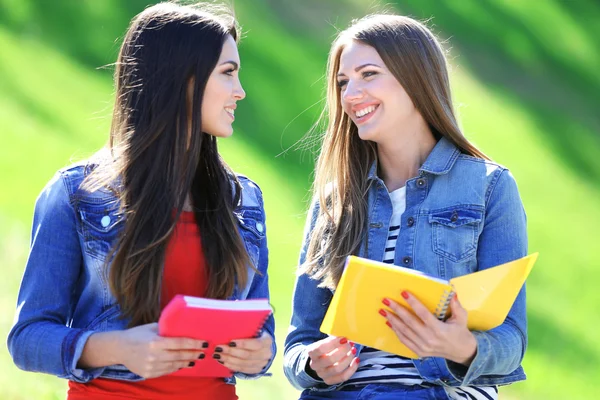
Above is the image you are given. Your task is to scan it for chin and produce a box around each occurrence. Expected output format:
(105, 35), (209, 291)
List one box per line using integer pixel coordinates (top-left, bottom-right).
(356, 127), (378, 142)
(207, 127), (234, 138)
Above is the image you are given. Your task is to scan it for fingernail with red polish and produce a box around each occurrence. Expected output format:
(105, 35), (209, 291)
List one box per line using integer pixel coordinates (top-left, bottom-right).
(386, 321), (392, 328)
(351, 347), (357, 355)
(340, 337), (348, 345)
(378, 309), (387, 317)
(382, 298), (390, 306)
(401, 291), (409, 299)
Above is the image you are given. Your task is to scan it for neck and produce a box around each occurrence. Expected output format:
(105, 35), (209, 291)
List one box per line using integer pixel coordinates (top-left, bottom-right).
(376, 124), (437, 192)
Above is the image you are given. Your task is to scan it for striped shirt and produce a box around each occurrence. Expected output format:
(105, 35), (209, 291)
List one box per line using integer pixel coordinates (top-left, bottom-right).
(343, 186), (498, 400)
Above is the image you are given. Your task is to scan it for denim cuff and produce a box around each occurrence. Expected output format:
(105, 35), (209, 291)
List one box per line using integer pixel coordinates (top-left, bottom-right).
(445, 330), (491, 385)
(65, 329), (106, 383)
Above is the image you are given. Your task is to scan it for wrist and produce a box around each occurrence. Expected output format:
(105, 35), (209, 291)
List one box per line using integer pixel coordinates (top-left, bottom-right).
(80, 331), (124, 368)
(452, 331), (478, 366)
(304, 358), (321, 380)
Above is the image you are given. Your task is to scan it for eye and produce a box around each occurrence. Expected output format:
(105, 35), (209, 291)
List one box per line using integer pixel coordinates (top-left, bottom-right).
(362, 70), (377, 78)
(337, 79), (348, 89)
(224, 68), (236, 76)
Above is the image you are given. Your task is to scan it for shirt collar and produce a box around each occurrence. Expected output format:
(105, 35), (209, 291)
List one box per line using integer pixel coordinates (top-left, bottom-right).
(366, 137), (461, 181)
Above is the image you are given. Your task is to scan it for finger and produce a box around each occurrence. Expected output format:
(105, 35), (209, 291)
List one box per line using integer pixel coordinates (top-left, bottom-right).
(310, 347), (356, 377)
(385, 299), (428, 338)
(214, 346), (257, 361)
(323, 356), (359, 385)
(217, 356), (266, 375)
(386, 311), (424, 352)
(228, 331), (273, 352)
(310, 344), (353, 372)
(385, 317), (423, 357)
(162, 349), (205, 362)
(319, 348), (355, 379)
(159, 337), (207, 351)
(307, 336), (348, 359)
(149, 360), (194, 378)
(448, 294), (468, 324)
(401, 291), (440, 326)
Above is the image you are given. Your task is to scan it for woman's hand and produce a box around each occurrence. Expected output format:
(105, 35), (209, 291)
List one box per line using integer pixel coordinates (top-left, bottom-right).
(80, 323), (207, 379)
(305, 336), (359, 385)
(213, 331), (273, 375)
(382, 292), (477, 365)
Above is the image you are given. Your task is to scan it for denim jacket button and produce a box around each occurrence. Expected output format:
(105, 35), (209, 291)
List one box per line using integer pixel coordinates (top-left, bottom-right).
(255, 222), (264, 233)
(402, 256), (412, 266)
(451, 211), (458, 222)
(407, 217), (415, 227)
(101, 215), (111, 228)
(416, 178), (426, 188)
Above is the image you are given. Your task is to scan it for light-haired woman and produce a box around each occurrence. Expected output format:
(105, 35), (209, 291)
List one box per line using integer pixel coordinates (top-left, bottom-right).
(8, 3), (274, 399)
(284, 14), (528, 399)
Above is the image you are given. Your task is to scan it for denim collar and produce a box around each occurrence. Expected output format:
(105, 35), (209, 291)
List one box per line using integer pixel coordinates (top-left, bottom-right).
(367, 137), (461, 181)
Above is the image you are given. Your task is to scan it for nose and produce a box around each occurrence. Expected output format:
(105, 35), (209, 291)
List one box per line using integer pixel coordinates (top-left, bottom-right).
(341, 79), (363, 103)
(234, 77), (246, 101)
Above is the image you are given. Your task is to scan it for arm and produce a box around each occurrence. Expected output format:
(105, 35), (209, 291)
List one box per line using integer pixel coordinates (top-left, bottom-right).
(7, 172), (104, 382)
(283, 198), (334, 389)
(7, 173), (205, 381)
(443, 169), (528, 384)
(232, 185), (276, 379)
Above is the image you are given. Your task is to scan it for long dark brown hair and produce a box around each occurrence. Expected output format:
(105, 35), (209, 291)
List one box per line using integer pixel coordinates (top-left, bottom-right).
(302, 14), (490, 289)
(81, 2), (251, 326)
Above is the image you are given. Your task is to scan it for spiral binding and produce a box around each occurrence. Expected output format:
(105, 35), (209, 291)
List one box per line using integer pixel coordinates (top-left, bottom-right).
(434, 289), (454, 320)
(255, 311), (272, 338)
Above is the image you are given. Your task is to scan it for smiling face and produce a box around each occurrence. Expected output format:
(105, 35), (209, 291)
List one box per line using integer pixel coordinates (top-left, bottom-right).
(200, 35), (246, 138)
(337, 40), (422, 144)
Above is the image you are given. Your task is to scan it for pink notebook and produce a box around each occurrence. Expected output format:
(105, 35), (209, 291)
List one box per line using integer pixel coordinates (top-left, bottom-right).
(158, 295), (272, 377)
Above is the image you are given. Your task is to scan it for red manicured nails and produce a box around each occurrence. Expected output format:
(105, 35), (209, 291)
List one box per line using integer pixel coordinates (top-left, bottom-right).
(378, 309), (387, 317)
(340, 337), (348, 345)
(382, 298), (391, 306)
(386, 321), (392, 328)
(401, 291), (409, 299)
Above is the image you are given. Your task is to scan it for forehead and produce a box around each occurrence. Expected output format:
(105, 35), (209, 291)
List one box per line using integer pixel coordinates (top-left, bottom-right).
(338, 40), (383, 72)
(218, 35), (240, 62)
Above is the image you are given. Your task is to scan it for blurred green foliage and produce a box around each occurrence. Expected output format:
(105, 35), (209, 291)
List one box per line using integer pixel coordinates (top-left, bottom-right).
(0, 0), (599, 399)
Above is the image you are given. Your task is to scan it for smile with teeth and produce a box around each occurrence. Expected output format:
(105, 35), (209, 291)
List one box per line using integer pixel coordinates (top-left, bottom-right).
(225, 107), (235, 118)
(355, 105), (378, 119)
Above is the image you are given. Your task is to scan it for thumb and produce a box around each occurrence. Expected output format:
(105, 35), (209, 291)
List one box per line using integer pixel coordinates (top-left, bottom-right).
(448, 294), (468, 325)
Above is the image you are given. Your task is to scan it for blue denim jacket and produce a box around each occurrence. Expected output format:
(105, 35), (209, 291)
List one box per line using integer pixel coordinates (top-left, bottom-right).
(8, 160), (275, 384)
(284, 137), (528, 390)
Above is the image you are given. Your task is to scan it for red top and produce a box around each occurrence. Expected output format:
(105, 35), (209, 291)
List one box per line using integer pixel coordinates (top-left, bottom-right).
(68, 211), (237, 400)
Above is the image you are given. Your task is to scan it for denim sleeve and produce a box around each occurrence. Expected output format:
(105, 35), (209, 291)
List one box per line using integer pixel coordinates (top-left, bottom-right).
(235, 185), (276, 380)
(283, 198), (334, 390)
(7, 172), (105, 382)
(440, 169), (529, 385)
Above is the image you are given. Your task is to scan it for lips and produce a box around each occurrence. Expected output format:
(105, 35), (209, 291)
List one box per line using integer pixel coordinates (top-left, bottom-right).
(353, 104), (379, 124)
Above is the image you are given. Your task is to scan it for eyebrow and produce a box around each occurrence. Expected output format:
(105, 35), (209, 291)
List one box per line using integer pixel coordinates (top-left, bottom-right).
(220, 60), (239, 70)
(337, 63), (382, 77)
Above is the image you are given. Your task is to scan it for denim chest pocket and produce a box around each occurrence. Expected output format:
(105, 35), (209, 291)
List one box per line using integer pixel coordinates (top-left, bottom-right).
(429, 206), (483, 262)
(79, 201), (124, 261)
(235, 208), (265, 267)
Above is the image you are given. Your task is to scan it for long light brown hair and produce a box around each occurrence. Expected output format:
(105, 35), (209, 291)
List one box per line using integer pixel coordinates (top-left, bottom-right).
(81, 2), (252, 327)
(302, 14), (489, 290)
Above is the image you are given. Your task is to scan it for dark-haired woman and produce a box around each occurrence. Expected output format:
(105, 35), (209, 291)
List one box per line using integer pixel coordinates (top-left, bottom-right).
(284, 14), (528, 400)
(8, 3), (274, 399)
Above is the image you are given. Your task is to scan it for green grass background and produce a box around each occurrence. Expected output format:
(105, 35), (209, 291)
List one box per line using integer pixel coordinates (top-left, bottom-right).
(0, 0), (599, 399)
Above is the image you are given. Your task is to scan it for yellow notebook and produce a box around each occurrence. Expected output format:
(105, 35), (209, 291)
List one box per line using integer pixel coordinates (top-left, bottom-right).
(320, 253), (538, 359)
